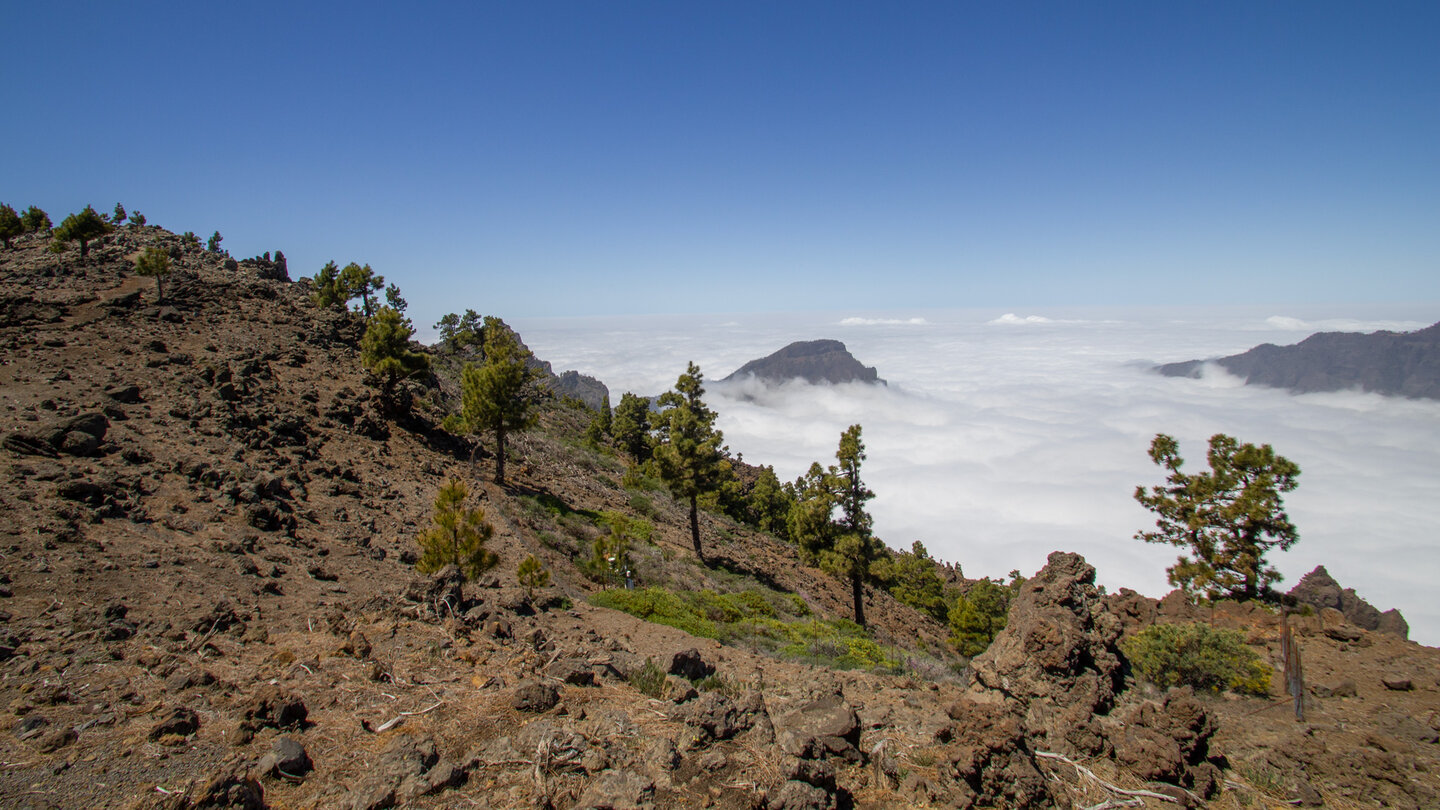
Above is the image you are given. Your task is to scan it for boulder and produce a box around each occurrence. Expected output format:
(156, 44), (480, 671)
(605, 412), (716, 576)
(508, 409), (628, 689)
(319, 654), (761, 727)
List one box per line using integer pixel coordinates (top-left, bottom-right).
(258, 736), (312, 778)
(777, 695), (861, 762)
(512, 681), (559, 713)
(668, 647), (713, 680)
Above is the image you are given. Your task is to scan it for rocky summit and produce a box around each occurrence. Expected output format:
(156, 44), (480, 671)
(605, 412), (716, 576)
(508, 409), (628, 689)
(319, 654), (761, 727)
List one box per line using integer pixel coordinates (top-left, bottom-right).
(2, 223), (1439, 809)
(721, 340), (884, 386)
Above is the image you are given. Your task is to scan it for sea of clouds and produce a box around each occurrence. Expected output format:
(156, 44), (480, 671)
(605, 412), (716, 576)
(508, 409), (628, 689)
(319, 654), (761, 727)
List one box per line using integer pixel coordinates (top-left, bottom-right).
(512, 305), (1440, 645)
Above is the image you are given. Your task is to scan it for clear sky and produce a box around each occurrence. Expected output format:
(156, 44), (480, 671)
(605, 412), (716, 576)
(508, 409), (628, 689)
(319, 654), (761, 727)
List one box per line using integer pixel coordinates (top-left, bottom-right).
(4, 2), (1437, 326)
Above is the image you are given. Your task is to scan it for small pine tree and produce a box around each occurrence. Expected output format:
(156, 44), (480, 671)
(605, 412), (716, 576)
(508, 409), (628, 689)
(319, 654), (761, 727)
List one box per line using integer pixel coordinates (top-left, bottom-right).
(460, 317), (538, 485)
(436, 309), (484, 352)
(129, 211), (147, 226)
(0, 204), (22, 249)
(585, 395), (612, 444)
(612, 392), (652, 461)
(21, 206), (51, 233)
(947, 579), (1013, 657)
(207, 231), (223, 253)
(311, 261), (346, 308)
(111, 202), (127, 225)
(181, 231), (201, 250)
(517, 554), (551, 599)
(339, 262), (384, 317)
(132, 247), (172, 301)
(51, 205), (114, 258)
(360, 307), (430, 411)
(590, 524), (632, 590)
(651, 363), (727, 561)
(415, 479), (497, 580)
(384, 283), (408, 314)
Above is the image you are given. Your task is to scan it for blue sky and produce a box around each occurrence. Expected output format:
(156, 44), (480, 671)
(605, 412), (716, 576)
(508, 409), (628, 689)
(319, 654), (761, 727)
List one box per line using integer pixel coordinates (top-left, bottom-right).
(4, 2), (1437, 326)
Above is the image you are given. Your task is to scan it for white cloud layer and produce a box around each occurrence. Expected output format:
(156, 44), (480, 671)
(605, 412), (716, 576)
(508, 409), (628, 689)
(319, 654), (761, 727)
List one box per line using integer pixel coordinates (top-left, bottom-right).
(514, 305), (1440, 645)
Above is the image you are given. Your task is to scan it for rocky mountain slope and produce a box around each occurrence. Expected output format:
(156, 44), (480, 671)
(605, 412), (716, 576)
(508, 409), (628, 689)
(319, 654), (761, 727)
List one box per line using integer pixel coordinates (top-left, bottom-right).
(1157, 322), (1440, 399)
(1, 223), (1438, 809)
(721, 340), (884, 386)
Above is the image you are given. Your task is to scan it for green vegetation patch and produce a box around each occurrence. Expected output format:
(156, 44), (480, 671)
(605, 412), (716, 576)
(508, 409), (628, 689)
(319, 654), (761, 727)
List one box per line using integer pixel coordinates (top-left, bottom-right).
(1122, 622), (1273, 696)
(590, 586), (901, 672)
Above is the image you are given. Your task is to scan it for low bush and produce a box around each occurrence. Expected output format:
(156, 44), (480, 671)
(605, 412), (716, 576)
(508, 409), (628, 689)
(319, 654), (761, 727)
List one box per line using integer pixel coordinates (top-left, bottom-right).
(629, 657), (666, 698)
(1122, 622), (1273, 696)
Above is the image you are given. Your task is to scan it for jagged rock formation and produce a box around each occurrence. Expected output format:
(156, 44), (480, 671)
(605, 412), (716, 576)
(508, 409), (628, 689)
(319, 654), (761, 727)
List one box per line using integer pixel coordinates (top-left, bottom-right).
(968, 552), (1224, 799)
(1157, 321), (1440, 399)
(1289, 565), (1410, 638)
(722, 339), (884, 386)
(544, 367), (610, 411)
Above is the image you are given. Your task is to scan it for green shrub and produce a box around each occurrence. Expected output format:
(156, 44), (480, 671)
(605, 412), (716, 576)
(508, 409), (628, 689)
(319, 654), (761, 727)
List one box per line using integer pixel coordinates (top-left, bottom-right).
(1122, 622), (1273, 696)
(629, 658), (666, 698)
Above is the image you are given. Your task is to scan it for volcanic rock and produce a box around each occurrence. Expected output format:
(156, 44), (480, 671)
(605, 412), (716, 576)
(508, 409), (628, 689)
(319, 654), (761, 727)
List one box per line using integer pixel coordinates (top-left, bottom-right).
(1156, 320), (1440, 399)
(721, 340), (884, 386)
(1289, 565), (1409, 638)
(967, 551), (1124, 753)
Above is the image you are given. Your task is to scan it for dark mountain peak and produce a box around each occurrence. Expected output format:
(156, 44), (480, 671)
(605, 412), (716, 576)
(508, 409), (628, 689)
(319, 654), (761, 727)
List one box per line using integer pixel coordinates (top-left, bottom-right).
(722, 339), (885, 385)
(1156, 320), (1440, 399)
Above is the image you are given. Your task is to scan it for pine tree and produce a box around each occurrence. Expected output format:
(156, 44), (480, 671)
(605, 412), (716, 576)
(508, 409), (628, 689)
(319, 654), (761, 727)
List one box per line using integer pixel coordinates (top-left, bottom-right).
(207, 231), (223, 253)
(590, 523), (632, 590)
(111, 202), (127, 225)
(21, 206), (51, 233)
(585, 395), (612, 444)
(880, 541), (950, 623)
(415, 479), (497, 580)
(339, 262), (384, 317)
(132, 247), (172, 301)
(435, 309), (483, 352)
(384, 282), (408, 314)
(789, 425), (882, 626)
(1134, 433), (1301, 600)
(311, 261), (347, 308)
(360, 307), (430, 411)
(747, 465), (794, 540)
(460, 316), (538, 485)
(651, 362), (726, 561)
(129, 211), (147, 226)
(0, 204), (22, 249)
(947, 579), (1013, 657)
(611, 392), (653, 461)
(517, 555), (551, 599)
(51, 205), (114, 258)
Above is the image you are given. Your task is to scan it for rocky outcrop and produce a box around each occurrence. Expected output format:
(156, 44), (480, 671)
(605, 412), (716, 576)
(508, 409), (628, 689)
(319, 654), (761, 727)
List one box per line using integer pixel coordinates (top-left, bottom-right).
(1157, 321), (1440, 399)
(721, 340), (884, 386)
(967, 552), (1224, 798)
(968, 551), (1124, 754)
(1289, 565), (1409, 639)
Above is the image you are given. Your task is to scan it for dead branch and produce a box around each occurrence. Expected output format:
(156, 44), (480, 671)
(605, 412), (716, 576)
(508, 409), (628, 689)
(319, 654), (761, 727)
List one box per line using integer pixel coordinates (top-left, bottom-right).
(1036, 751), (1180, 804)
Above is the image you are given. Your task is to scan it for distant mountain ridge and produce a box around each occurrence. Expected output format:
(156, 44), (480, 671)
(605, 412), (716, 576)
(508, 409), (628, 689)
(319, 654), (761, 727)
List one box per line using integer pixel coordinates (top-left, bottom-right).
(1157, 321), (1440, 399)
(721, 339), (885, 385)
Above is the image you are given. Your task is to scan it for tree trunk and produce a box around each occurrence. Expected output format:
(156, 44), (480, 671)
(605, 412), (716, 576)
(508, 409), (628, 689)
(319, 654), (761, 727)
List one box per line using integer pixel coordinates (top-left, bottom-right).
(689, 495), (703, 562)
(494, 421), (506, 485)
(851, 573), (866, 627)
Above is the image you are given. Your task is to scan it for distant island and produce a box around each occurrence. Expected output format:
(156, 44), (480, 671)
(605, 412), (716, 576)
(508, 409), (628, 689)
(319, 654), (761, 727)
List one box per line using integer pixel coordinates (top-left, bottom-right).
(1156, 321), (1440, 399)
(721, 339), (885, 385)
